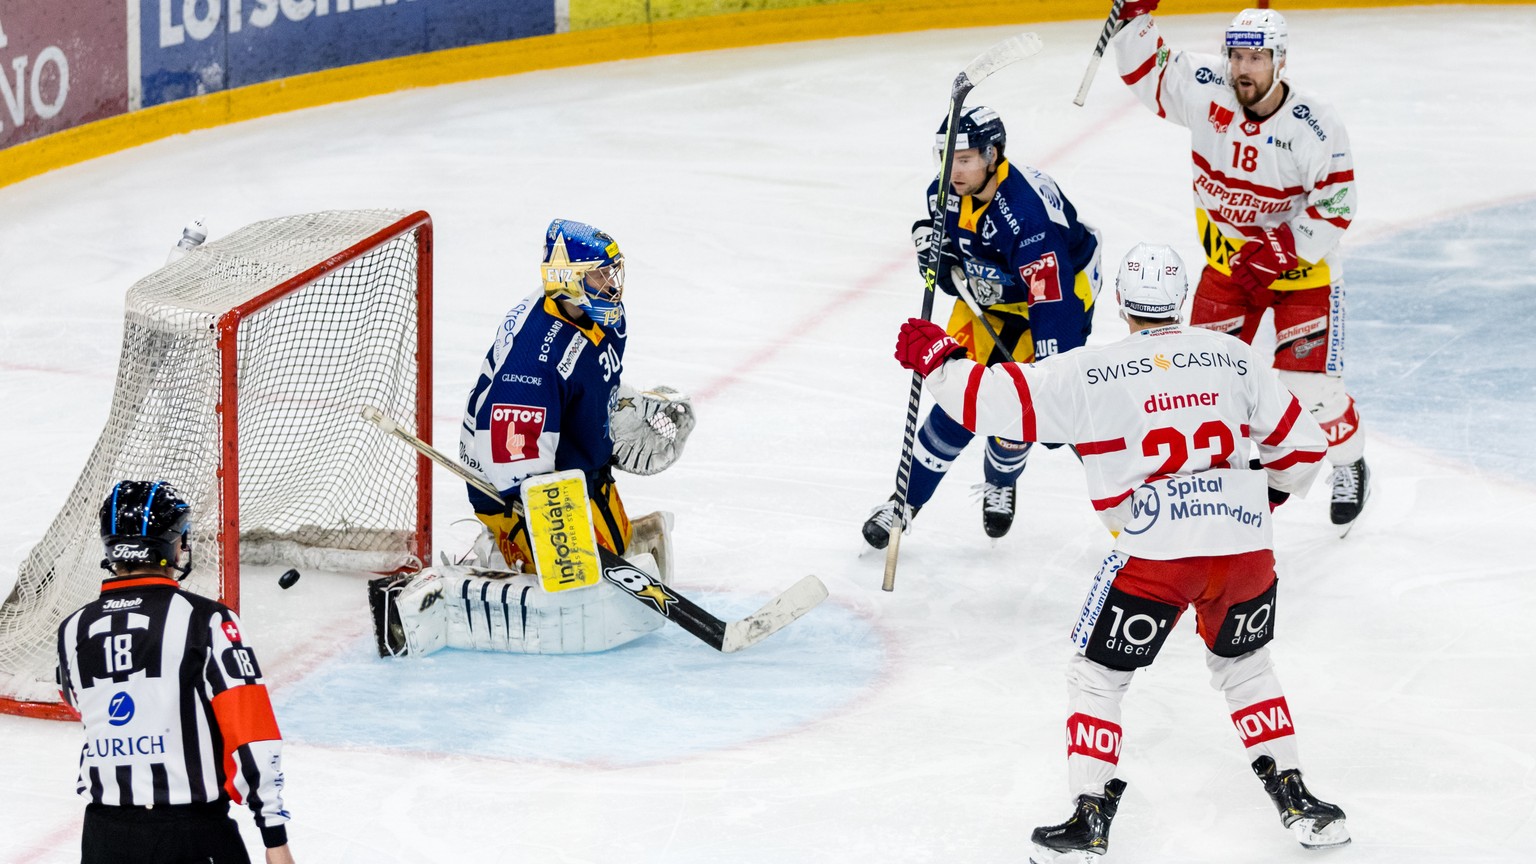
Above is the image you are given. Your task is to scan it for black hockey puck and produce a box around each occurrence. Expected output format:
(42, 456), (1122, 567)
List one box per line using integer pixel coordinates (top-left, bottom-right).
(278, 569), (302, 590)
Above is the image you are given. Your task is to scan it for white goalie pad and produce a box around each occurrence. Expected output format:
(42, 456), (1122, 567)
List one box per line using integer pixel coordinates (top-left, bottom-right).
(610, 384), (696, 475)
(392, 554), (666, 656)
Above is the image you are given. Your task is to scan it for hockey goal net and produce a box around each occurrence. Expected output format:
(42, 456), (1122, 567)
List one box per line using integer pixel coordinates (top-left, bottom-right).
(0, 209), (433, 719)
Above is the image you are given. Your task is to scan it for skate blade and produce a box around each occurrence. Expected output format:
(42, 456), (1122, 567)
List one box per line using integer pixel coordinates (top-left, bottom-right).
(1029, 844), (1103, 864)
(1294, 817), (1351, 849)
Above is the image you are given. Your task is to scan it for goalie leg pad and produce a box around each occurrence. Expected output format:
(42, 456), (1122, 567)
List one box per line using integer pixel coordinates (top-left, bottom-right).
(439, 562), (664, 655)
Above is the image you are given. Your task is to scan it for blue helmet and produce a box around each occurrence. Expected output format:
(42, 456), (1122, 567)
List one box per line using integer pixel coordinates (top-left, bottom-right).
(542, 219), (625, 326)
(935, 105), (1007, 164)
(99, 480), (193, 577)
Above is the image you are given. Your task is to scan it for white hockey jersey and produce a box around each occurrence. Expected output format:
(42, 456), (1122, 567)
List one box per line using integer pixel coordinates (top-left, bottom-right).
(923, 324), (1328, 558)
(1115, 15), (1356, 291)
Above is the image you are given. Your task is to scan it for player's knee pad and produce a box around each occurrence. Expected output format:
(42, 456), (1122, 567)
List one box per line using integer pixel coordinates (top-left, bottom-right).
(1206, 644), (1276, 692)
(1208, 578), (1278, 658)
(1276, 370), (1349, 418)
(1071, 554), (1180, 670)
(1065, 652), (1135, 698)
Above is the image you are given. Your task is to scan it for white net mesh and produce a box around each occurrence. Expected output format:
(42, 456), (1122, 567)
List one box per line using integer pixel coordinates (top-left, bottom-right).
(0, 210), (430, 708)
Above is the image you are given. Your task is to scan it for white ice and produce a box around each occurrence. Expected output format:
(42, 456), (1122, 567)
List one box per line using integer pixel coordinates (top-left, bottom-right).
(4, 8), (1536, 862)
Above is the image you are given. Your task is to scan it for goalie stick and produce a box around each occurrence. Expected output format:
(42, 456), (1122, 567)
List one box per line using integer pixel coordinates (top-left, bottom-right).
(360, 406), (828, 652)
(1073, 0), (1128, 107)
(886, 31), (1044, 593)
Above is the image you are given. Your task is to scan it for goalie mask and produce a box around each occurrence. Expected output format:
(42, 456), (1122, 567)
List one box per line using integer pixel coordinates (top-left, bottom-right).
(542, 219), (625, 327)
(99, 480), (193, 578)
(1115, 243), (1188, 321)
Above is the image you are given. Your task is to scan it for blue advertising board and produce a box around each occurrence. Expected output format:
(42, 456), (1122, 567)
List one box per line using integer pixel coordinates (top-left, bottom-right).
(140, 0), (557, 107)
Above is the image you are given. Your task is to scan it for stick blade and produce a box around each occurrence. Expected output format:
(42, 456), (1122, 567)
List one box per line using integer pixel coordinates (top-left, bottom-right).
(720, 575), (829, 653)
(962, 32), (1043, 88)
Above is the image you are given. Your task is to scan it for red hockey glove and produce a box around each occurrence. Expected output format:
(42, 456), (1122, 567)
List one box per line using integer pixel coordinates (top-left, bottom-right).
(895, 318), (968, 377)
(1228, 224), (1298, 293)
(1117, 0), (1160, 21)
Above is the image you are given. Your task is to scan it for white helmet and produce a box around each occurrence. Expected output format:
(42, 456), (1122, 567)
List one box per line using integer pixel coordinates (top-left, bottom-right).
(1116, 243), (1189, 321)
(1224, 8), (1288, 68)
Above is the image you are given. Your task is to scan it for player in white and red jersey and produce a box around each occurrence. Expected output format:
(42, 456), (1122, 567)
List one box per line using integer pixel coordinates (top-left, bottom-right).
(1112, 2), (1369, 534)
(893, 244), (1349, 859)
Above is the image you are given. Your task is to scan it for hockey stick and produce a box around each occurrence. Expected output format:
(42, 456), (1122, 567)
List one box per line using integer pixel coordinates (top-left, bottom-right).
(360, 406), (828, 652)
(886, 32), (1044, 593)
(1073, 0), (1127, 107)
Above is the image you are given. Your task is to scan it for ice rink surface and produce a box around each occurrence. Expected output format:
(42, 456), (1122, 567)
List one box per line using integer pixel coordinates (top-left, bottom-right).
(4, 7), (1536, 862)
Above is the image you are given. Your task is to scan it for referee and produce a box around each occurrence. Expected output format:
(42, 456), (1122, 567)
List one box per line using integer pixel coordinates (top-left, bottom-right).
(56, 481), (296, 864)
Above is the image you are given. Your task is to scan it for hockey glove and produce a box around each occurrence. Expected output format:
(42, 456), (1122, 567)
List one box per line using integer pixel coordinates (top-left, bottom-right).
(1250, 457), (1292, 511)
(913, 219), (962, 297)
(1117, 0), (1160, 21)
(1228, 224), (1298, 293)
(895, 318), (969, 377)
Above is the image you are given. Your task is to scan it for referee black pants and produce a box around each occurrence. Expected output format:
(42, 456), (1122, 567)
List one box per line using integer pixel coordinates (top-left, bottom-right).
(81, 800), (251, 864)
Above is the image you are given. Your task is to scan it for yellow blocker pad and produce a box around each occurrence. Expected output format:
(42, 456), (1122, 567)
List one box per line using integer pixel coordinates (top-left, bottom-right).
(523, 470), (603, 593)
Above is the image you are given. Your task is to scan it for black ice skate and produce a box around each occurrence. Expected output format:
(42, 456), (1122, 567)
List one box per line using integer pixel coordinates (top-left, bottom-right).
(861, 494), (917, 550)
(1252, 756), (1351, 849)
(977, 482), (1017, 539)
(1029, 778), (1127, 863)
(1329, 457), (1369, 536)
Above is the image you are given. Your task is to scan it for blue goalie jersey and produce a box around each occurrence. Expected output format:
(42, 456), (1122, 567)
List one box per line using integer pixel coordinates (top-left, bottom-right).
(927, 159), (1102, 359)
(460, 290), (627, 513)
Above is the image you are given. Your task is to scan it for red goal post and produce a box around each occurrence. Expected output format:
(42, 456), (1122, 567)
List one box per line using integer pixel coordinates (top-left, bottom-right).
(0, 210), (434, 720)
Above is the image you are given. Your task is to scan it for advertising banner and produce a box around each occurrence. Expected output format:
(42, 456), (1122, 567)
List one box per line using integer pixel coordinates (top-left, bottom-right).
(139, 0), (558, 107)
(0, 3), (129, 149)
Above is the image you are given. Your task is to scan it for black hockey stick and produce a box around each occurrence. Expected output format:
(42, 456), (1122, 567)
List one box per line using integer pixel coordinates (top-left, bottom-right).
(886, 32), (1044, 593)
(361, 407), (828, 652)
(1073, 0), (1128, 107)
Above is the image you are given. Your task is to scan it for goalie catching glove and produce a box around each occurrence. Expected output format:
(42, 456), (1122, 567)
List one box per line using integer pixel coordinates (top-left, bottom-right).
(610, 384), (696, 475)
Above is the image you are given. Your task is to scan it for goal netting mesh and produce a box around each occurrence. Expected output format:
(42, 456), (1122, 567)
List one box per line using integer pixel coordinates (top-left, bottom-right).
(0, 209), (432, 715)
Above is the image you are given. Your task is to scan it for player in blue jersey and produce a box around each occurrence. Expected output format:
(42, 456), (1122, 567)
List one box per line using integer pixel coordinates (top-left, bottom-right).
(459, 219), (692, 573)
(368, 220), (696, 658)
(863, 106), (1104, 548)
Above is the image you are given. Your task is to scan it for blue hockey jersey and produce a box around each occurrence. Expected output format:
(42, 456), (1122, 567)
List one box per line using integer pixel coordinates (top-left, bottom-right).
(460, 290), (627, 513)
(926, 159), (1101, 360)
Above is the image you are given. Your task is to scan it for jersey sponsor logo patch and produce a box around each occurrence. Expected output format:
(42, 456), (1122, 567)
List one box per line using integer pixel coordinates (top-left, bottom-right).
(490, 403), (547, 462)
(1195, 66), (1216, 84)
(1231, 697), (1294, 747)
(1066, 713), (1123, 764)
(1292, 104), (1328, 141)
(1209, 102), (1235, 133)
(981, 214), (998, 240)
(1275, 316), (1327, 345)
(103, 598), (143, 610)
(221, 620), (241, 643)
(107, 691), (135, 726)
(1241, 119), (1261, 137)
(499, 373), (542, 385)
(557, 337), (587, 380)
(1020, 251), (1062, 303)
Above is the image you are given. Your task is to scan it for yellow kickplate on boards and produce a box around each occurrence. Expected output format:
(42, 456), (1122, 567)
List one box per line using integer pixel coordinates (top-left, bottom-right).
(523, 470), (602, 592)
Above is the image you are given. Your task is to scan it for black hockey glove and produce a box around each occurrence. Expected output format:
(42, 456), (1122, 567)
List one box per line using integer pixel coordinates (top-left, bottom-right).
(912, 220), (962, 297)
(1250, 457), (1291, 510)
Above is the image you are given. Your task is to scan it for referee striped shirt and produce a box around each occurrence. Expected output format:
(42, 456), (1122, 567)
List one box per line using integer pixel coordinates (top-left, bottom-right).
(56, 574), (290, 846)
